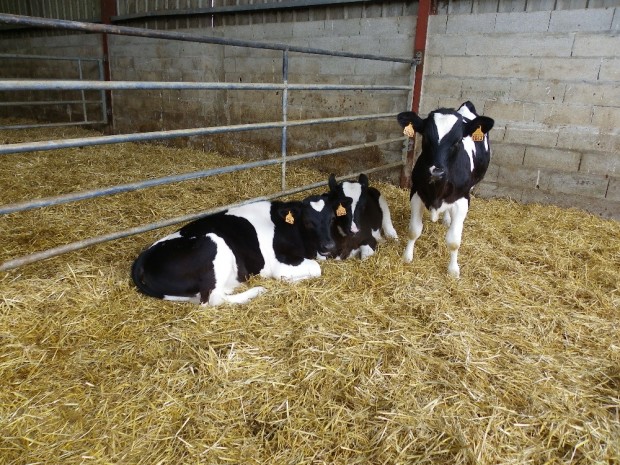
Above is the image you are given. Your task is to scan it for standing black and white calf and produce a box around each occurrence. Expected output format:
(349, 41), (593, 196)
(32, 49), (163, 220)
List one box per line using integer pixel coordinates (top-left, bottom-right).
(397, 101), (494, 277)
(326, 173), (398, 260)
(131, 196), (338, 306)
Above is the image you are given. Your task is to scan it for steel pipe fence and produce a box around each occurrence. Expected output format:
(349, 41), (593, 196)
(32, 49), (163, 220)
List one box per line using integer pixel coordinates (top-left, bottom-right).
(0, 13), (415, 271)
(0, 53), (107, 130)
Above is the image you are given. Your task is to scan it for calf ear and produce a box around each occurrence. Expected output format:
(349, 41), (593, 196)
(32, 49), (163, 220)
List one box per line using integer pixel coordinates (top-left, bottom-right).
(277, 205), (301, 225)
(459, 101), (477, 115)
(358, 173), (369, 188)
(397, 111), (425, 132)
(336, 197), (353, 216)
(464, 116), (494, 138)
(328, 173), (338, 192)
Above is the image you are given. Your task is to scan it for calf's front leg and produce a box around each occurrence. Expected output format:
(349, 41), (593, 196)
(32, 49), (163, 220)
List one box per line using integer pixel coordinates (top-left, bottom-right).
(403, 192), (424, 263)
(445, 198), (469, 278)
(274, 259), (321, 282)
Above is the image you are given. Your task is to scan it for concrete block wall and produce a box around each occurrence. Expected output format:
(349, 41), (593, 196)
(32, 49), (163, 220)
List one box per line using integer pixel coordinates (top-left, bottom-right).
(422, 7), (620, 219)
(0, 34), (103, 123)
(109, 35), (225, 134)
(106, 15), (415, 176)
(217, 16), (414, 163)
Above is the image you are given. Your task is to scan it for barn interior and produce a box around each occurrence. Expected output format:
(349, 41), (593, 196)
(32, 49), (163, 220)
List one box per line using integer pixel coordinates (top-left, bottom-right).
(1, 1), (619, 464)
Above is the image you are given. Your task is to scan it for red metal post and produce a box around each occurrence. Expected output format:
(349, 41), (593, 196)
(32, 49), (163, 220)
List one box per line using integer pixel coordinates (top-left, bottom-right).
(400, 0), (433, 189)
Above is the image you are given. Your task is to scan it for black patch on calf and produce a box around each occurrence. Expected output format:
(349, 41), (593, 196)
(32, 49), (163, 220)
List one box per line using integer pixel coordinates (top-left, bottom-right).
(178, 212), (265, 279)
(397, 105), (494, 210)
(132, 235), (218, 303)
(326, 174), (385, 259)
(271, 197), (337, 264)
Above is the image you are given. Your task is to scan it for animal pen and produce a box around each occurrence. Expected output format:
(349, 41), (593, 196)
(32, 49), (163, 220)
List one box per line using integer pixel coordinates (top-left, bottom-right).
(1, 5), (620, 465)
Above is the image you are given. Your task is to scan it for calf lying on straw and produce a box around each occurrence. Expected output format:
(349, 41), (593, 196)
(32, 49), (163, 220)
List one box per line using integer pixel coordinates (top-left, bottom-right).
(325, 173), (398, 260)
(131, 196), (341, 305)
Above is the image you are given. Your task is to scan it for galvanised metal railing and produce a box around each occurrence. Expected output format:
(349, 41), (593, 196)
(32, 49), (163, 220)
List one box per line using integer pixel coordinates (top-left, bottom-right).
(0, 13), (417, 271)
(0, 53), (107, 130)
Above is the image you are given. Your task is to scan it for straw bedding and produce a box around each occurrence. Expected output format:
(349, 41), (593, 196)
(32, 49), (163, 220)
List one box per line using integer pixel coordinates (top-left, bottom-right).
(1, 123), (619, 464)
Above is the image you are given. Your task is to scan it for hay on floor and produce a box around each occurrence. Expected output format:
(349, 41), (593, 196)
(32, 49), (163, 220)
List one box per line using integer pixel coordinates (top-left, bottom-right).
(1, 122), (619, 464)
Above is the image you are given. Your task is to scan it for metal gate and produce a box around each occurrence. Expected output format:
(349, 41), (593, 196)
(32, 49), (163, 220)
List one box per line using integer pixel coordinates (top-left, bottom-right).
(0, 13), (418, 271)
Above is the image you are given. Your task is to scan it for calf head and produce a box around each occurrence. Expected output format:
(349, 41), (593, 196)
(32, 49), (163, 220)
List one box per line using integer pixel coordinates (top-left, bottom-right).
(283, 195), (339, 257)
(397, 104), (494, 182)
(327, 173), (363, 236)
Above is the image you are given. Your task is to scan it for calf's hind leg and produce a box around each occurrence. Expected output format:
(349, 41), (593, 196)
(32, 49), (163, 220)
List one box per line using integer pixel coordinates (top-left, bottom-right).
(445, 198), (469, 278)
(403, 192), (424, 263)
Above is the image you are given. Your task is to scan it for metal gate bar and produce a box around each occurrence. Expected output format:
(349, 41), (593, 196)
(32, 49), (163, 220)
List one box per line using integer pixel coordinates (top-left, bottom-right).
(0, 13), (416, 271)
(0, 13), (417, 64)
(0, 165), (402, 272)
(0, 53), (107, 130)
(1, 137), (405, 215)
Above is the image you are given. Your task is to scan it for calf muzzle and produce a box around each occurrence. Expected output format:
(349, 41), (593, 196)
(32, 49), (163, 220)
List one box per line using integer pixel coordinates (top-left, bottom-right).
(429, 166), (445, 184)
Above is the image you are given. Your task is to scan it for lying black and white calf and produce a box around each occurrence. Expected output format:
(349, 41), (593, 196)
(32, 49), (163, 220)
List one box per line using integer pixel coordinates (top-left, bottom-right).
(397, 101), (494, 277)
(131, 196), (339, 306)
(326, 173), (398, 260)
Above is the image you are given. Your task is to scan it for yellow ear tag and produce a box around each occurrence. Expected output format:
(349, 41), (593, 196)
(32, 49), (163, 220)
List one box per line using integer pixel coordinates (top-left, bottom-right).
(403, 123), (415, 138)
(336, 203), (347, 217)
(285, 211), (295, 225)
(472, 126), (484, 142)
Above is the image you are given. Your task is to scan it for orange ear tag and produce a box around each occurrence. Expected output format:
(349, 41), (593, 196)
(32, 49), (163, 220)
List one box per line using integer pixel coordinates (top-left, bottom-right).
(336, 203), (347, 217)
(285, 211), (295, 225)
(403, 123), (415, 138)
(472, 126), (484, 142)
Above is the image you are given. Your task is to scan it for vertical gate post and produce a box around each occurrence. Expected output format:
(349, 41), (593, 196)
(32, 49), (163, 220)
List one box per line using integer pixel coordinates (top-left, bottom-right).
(400, 0), (433, 189)
(281, 49), (289, 191)
(100, 0), (116, 131)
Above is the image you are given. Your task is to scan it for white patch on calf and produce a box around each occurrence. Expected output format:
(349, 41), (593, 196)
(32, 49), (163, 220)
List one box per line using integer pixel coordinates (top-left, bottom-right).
(429, 201), (453, 223)
(164, 293), (200, 304)
(208, 233), (240, 296)
(433, 113), (458, 143)
(342, 181), (362, 233)
(310, 199), (325, 212)
(458, 105), (476, 121)
(274, 259), (321, 282)
(150, 231), (182, 247)
(462, 137), (476, 172)
(225, 201), (274, 276)
(360, 244), (375, 260)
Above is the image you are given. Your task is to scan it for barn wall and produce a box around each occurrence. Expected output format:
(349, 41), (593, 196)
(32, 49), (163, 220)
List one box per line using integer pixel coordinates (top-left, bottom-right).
(423, 6), (620, 218)
(107, 3), (415, 175)
(1, 1), (619, 217)
(0, 34), (103, 122)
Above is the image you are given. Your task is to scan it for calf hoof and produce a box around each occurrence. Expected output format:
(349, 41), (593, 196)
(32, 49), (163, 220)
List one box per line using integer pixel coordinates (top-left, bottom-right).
(360, 245), (375, 260)
(447, 264), (460, 278)
(251, 286), (267, 297)
(403, 242), (415, 263)
(384, 226), (398, 240)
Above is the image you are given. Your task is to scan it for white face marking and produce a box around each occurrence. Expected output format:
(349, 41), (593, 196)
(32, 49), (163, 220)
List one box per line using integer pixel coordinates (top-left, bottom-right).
(342, 182), (362, 232)
(433, 113), (458, 143)
(310, 199), (325, 212)
(462, 137), (476, 172)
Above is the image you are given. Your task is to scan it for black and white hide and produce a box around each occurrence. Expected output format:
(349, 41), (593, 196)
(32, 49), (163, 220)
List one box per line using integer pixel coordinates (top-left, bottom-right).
(326, 173), (398, 260)
(131, 196), (338, 306)
(397, 101), (494, 277)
